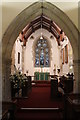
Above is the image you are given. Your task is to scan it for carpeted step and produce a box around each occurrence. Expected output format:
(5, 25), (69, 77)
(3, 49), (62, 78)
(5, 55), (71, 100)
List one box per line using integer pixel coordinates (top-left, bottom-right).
(32, 80), (51, 87)
(32, 80), (51, 84)
(15, 107), (64, 120)
(32, 83), (51, 87)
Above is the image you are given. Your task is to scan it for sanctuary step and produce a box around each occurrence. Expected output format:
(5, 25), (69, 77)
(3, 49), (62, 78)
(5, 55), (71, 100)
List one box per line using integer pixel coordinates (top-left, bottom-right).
(15, 107), (63, 120)
(32, 80), (51, 87)
(32, 80), (51, 84)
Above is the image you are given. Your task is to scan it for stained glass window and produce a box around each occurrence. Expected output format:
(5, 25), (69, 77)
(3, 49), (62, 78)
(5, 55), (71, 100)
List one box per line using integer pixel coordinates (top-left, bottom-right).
(35, 39), (50, 67)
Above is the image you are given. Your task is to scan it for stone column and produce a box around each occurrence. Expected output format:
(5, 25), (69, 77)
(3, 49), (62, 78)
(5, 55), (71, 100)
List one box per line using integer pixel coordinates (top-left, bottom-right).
(73, 59), (80, 93)
(11, 44), (15, 74)
(2, 59), (11, 101)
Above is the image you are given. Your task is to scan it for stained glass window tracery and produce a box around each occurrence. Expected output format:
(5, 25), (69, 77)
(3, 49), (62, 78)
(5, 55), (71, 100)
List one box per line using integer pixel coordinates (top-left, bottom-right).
(35, 39), (50, 67)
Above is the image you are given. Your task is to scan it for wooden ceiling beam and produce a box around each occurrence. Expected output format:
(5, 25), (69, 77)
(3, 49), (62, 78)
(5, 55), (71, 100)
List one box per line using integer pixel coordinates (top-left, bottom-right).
(23, 14), (61, 37)
(24, 22), (60, 40)
(23, 24), (60, 46)
(22, 15), (62, 46)
(31, 16), (41, 25)
(42, 16), (60, 34)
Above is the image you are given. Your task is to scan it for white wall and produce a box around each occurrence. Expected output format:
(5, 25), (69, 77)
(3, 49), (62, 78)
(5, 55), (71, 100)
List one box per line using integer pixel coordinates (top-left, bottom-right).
(15, 37), (23, 72)
(60, 36), (73, 75)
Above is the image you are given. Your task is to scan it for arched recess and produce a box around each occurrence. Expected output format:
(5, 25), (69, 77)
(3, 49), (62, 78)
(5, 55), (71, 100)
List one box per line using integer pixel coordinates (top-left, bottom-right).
(2, 2), (80, 100)
(32, 34), (52, 68)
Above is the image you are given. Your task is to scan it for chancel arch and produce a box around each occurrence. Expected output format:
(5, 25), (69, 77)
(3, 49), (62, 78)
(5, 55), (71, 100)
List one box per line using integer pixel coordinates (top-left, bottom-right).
(2, 1), (80, 100)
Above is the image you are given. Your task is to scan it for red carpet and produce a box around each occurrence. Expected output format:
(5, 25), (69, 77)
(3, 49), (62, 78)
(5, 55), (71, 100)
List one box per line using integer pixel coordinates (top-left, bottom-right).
(15, 83), (64, 120)
(17, 87), (63, 108)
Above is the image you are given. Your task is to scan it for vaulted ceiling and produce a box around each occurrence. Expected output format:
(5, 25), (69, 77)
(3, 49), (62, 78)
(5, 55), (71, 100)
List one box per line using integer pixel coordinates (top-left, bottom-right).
(19, 14), (65, 46)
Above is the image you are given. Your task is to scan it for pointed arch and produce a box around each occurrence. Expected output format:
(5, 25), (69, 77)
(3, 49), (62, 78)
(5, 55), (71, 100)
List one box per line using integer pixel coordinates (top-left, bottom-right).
(2, 2), (80, 100)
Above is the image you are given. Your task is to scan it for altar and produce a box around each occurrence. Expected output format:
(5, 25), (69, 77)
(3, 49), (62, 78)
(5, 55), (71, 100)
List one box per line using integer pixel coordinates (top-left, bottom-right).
(34, 72), (50, 80)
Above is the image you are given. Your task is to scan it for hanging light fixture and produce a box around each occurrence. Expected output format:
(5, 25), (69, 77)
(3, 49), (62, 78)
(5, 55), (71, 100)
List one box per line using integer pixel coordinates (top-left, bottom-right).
(40, 2), (43, 40)
(40, 34), (43, 39)
(40, 15), (43, 40)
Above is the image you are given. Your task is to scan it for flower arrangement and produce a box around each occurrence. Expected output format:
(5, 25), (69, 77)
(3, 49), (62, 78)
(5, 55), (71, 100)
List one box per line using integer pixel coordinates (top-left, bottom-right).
(9, 70), (27, 89)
